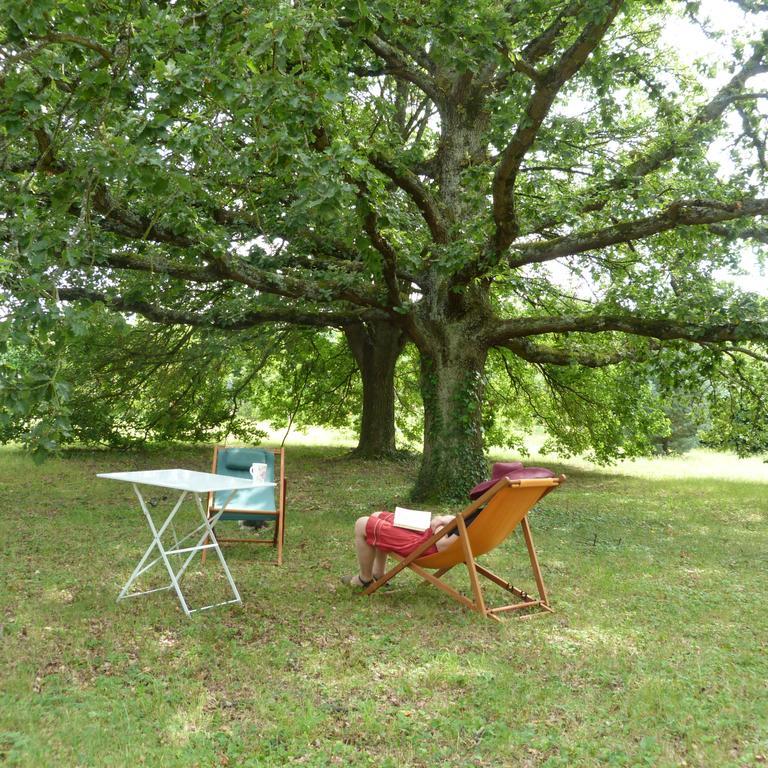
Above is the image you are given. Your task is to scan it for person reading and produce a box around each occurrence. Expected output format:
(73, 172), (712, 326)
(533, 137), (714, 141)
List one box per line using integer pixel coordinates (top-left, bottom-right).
(340, 510), (464, 588)
(341, 462), (557, 589)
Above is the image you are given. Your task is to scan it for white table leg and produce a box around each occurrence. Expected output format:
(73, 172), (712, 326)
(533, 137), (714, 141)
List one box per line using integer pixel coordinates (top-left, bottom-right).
(118, 486), (188, 603)
(191, 492), (242, 608)
(130, 485), (193, 615)
(118, 486), (242, 616)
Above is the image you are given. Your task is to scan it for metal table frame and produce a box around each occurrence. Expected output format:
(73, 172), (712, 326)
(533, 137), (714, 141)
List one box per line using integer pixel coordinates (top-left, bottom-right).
(98, 469), (274, 616)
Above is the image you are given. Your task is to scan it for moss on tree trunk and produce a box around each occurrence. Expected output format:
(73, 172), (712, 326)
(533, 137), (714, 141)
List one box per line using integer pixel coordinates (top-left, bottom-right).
(412, 346), (488, 502)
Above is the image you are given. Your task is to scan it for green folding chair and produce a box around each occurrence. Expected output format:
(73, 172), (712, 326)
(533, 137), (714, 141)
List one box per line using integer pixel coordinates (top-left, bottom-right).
(205, 445), (286, 565)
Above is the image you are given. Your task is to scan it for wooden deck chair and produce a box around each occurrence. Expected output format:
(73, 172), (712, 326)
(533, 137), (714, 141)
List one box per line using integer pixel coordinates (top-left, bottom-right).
(364, 475), (565, 621)
(204, 445), (287, 565)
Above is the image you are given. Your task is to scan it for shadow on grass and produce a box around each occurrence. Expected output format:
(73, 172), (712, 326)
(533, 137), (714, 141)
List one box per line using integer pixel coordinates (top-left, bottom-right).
(1, 444), (767, 767)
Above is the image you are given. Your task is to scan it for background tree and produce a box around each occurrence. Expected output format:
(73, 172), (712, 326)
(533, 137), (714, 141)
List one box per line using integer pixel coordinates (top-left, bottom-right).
(1, 0), (414, 458)
(699, 349), (768, 455)
(344, 320), (406, 457)
(650, 393), (709, 456)
(2, 0), (768, 498)
(0, 308), (402, 456)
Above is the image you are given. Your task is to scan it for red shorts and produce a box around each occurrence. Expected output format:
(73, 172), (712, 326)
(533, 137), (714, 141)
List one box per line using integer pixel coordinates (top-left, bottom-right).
(365, 511), (438, 558)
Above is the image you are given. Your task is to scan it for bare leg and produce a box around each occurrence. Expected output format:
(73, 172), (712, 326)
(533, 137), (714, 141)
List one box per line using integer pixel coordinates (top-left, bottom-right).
(343, 512), (390, 586)
(373, 548), (388, 579)
(366, 511), (388, 578)
(353, 516), (377, 583)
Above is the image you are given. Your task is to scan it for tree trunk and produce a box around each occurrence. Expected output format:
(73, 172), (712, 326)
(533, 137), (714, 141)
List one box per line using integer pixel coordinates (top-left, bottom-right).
(412, 338), (489, 502)
(344, 320), (406, 458)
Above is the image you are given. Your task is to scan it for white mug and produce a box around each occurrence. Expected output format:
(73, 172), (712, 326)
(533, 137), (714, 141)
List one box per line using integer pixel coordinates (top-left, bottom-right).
(249, 462), (268, 483)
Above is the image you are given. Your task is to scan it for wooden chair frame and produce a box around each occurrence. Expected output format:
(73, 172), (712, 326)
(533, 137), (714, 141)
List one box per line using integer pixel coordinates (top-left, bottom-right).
(204, 445), (287, 565)
(363, 475), (565, 621)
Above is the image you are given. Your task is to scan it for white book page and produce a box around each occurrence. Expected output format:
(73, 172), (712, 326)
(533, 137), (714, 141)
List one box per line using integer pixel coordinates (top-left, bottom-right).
(393, 506), (431, 532)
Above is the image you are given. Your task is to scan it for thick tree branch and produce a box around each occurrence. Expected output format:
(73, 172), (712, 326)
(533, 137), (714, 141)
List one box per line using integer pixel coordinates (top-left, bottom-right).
(529, 31), (768, 234)
(359, 202), (402, 307)
(491, 1), (624, 253)
(390, 34), (436, 77)
(33, 127), (63, 173)
(521, 1), (587, 63)
(15, 140), (272, 253)
(368, 153), (449, 243)
(57, 287), (386, 329)
(285, 233), (419, 285)
(488, 313), (768, 346)
(492, 43), (542, 89)
(246, 255), (388, 311)
(99, 249), (389, 310)
(721, 344), (768, 364)
(709, 223), (768, 245)
(361, 33), (441, 103)
(1, 33), (113, 66)
(49, 173), (391, 309)
(509, 198), (768, 267)
(617, 31), (768, 181)
(91, 203), (199, 249)
(501, 337), (645, 367)
(39, 33), (114, 62)
(102, 253), (222, 283)
(736, 102), (768, 171)
(5, 146), (207, 248)
(302, 120), (406, 308)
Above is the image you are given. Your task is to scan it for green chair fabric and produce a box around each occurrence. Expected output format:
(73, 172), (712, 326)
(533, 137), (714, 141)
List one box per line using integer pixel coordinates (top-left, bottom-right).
(211, 447), (276, 521)
(205, 445), (287, 565)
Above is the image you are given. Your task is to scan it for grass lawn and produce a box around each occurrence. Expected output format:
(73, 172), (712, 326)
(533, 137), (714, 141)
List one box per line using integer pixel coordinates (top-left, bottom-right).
(1, 443), (767, 767)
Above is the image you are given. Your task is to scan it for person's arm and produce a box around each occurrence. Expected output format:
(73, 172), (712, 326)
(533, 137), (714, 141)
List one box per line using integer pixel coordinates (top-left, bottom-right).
(430, 515), (455, 533)
(431, 515), (459, 552)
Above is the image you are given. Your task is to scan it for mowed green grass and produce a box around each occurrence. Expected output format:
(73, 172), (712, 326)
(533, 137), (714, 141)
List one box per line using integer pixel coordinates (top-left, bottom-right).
(1, 444), (767, 767)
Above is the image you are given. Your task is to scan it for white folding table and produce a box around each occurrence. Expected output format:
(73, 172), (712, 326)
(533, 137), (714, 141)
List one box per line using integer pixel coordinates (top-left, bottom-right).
(98, 468), (275, 617)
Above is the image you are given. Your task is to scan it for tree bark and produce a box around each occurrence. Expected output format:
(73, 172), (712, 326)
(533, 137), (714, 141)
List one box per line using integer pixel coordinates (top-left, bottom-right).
(412, 332), (490, 502)
(344, 320), (406, 458)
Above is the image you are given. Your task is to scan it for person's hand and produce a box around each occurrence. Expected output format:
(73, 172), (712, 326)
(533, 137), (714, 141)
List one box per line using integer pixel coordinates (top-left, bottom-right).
(430, 515), (453, 533)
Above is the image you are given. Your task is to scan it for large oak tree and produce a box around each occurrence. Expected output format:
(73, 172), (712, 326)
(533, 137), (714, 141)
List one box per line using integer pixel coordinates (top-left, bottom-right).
(2, 0), (768, 498)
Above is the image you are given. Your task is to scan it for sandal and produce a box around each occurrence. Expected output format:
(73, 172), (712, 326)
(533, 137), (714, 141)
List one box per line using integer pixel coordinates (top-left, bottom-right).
(340, 574), (374, 589)
(372, 574), (393, 590)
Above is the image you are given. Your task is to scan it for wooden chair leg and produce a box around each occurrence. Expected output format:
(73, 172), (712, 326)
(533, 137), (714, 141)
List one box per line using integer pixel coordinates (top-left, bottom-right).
(456, 515), (486, 616)
(275, 513), (284, 566)
(408, 561), (477, 611)
(520, 515), (549, 606)
(364, 480), (562, 620)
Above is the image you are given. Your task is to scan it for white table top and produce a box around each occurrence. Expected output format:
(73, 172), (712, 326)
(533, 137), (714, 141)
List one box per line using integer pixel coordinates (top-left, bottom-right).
(97, 468), (276, 493)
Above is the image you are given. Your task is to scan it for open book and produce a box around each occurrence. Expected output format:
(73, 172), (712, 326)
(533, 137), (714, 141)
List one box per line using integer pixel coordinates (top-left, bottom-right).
(393, 506), (431, 532)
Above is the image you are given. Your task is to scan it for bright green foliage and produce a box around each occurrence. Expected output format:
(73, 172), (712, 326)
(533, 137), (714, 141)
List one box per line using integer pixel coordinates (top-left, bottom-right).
(1, 310), (265, 449)
(0, 298), (73, 461)
(1, 313), (365, 449)
(485, 350), (669, 463)
(701, 353), (768, 455)
(60, 318), (272, 448)
(245, 329), (364, 437)
(2, 0), (768, 496)
(647, 376), (711, 455)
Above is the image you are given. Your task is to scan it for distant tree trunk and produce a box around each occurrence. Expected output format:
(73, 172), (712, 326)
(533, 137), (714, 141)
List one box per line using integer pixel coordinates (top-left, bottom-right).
(345, 320), (406, 458)
(412, 328), (489, 502)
